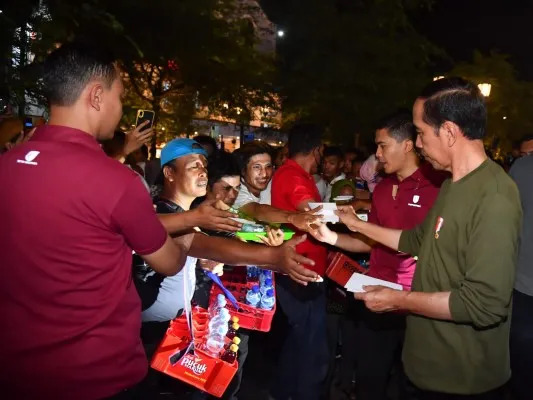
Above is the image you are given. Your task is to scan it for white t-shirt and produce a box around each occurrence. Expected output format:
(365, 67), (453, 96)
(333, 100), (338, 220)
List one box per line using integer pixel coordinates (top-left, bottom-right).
(314, 175), (327, 201)
(324, 173), (347, 202)
(142, 255), (197, 322)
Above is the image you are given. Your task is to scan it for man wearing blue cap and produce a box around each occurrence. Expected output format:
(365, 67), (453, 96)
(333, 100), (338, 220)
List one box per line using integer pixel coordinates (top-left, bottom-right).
(139, 138), (321, 322)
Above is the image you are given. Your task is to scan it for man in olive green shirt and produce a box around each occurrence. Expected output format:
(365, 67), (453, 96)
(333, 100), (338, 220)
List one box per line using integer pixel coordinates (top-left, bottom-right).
(334, 77), (522, 399)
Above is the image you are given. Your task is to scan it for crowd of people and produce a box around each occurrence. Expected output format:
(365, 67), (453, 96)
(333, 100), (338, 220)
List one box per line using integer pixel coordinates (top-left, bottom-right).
(0, 41), (532, 400)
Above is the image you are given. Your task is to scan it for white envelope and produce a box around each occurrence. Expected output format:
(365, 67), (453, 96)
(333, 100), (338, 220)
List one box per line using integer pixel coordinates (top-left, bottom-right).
(344, 273), (403, 293)
(308, 202), (339, 223)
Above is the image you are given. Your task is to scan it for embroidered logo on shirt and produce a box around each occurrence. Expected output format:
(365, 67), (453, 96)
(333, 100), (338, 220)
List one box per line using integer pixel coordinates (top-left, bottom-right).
(434, 216), (444, 239)
(408, 194), (421, 208)
(16, 150), (40, 166)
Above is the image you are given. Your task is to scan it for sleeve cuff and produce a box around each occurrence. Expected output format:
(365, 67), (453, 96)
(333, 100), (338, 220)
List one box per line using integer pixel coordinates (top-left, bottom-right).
(448, 289), (471, 323)
(398, 230), (415, 255)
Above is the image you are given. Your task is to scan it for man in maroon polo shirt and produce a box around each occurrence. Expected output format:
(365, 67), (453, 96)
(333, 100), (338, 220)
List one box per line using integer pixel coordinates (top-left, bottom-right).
(0, 42), (196, 400)
(0, 43), (319, 400)
(270, 123), (329, 400)
(311, 112), (446, 400)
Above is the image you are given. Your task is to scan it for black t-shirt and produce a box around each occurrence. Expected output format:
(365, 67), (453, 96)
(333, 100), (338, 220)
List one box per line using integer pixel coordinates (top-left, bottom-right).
(132, 198), (183, 311)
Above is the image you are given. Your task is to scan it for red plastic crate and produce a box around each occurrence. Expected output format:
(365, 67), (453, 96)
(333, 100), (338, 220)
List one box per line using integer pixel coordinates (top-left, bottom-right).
(151, 310), (238, 398)
(209, 269), (276, 332)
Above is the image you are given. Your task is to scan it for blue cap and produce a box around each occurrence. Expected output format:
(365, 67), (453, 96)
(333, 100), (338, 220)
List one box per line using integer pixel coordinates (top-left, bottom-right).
(266, 289), (274, 297)
(252, 285), (260, 293)
(160, 138), (208, 166)
(265, 278), (273, 287)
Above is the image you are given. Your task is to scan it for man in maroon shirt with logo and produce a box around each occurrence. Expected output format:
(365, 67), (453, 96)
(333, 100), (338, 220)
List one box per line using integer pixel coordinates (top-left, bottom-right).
(270, 123), (329, 400)
(0, 43), (319, 400)
(311, 112), (446, 400)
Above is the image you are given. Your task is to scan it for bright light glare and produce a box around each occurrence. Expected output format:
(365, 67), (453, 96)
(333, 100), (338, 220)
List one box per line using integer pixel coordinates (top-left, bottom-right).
(277, 30), (285, 38)
(478, 83), (491, 97)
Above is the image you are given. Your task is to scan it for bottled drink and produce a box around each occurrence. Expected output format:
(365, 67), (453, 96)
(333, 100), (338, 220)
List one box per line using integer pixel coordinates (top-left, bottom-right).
(221, 344), (239, 364)
(259, 270), (272, 286)
(208, 308), (230, 335)
(246, 266), (259, 283)
(260, 288), (275, 310)
(245, 285), (261, 307)
(209, 294), (227, 318)
(225, 336), (241, 350)
(228, 316), (239, 329)
(227, 322), (240, 340)
(260, 278), (274, 296)
(205, 325), (227, 357)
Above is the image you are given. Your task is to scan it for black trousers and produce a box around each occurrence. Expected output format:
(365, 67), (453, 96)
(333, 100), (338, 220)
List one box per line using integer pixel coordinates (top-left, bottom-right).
(270, 276), (329, 400)
(355, 306), (406, 400)
(510, 289), (533, 400)
(405, 380), (506, 400)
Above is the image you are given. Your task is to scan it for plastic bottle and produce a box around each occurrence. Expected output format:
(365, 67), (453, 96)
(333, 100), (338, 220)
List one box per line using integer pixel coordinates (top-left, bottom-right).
(221, 344), (239, 364)
(260, 278), (274, 296)
(259, 270), (273, 286)
(225, 336), (241, 350)
(208, 308), (230, 335)
(209, 294), (227, 318)
(226, 322), (240, 340)
(205, 324), (227, 357)
(245, 285), (261, 307)
(260, 288), (275, 310)
(246, 266), (259, 283)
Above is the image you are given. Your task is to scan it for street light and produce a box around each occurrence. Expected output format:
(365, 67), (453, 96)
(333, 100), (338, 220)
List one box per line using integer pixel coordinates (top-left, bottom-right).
(433, 76), (445, 81)
(478, 83), (491, 97)
(277, 30), (285, 38)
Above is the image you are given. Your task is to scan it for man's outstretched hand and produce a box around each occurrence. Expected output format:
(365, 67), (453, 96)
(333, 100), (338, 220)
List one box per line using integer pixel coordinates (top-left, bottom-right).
(192, 197), (242, 232)
(289, 206), (323, 232)
(273, 234), (321, 285)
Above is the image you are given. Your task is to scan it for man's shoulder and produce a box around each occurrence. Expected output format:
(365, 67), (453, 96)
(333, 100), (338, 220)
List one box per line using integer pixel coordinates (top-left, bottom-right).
(510, 155), (533, 181)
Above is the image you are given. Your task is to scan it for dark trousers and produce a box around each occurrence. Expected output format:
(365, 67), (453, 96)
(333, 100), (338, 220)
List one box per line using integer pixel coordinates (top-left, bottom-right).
(270, 276), (329, 400)
(356, 306), (406, 400)
(405, 380), (505, 400)
(324, 311), (358, 397)
(510, 289), (533, 400)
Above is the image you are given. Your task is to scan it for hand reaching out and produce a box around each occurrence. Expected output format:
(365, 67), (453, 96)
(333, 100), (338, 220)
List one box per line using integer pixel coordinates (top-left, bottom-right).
(307, 222), (338, 245)
(199, 259), (224, 276)
(257, 226), (284, 247)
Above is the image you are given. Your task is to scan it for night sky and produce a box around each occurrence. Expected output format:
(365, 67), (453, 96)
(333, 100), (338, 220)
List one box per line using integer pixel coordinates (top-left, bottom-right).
(261, 0), (533, 80)
(416, 0), (533, 80)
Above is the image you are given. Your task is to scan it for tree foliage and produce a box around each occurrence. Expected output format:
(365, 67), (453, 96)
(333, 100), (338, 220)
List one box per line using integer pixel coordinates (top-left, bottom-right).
(449, 51), (533, 154)
(3, 0), (277, 152)
(261, 0), (444, 146)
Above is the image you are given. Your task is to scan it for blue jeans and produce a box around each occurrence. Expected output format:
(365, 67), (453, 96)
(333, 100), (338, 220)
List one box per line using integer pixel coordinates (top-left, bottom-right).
(270, 276), (329, 400)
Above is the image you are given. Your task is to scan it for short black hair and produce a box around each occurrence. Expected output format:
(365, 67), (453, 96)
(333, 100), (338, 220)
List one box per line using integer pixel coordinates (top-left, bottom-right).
(519, 134), (533, 145)
(43, 41), (117, 106)
(288, 122), (324, 158)
(194, 135), (218, 151)
(376, 112), (416, 143)
(418, 77), (487, 141)
(233, 141), (273, 176)
(323, 146), (344, 160)
(207, 152), (241, 188)
(100, 131), (126, 158)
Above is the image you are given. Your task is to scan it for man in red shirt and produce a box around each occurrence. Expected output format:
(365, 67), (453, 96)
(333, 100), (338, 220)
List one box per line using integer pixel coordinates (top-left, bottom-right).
(311, 112), (445, 400)
(270, 123), (329, 400)
(0, 43), (319, 400)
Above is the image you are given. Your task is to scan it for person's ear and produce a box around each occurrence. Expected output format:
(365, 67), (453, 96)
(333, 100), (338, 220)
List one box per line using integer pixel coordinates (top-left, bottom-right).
(88, 83), (104, 111)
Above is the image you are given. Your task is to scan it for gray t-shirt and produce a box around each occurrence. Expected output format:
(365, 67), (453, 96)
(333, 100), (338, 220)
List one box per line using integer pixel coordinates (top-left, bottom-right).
(510, 155), (533, 296)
